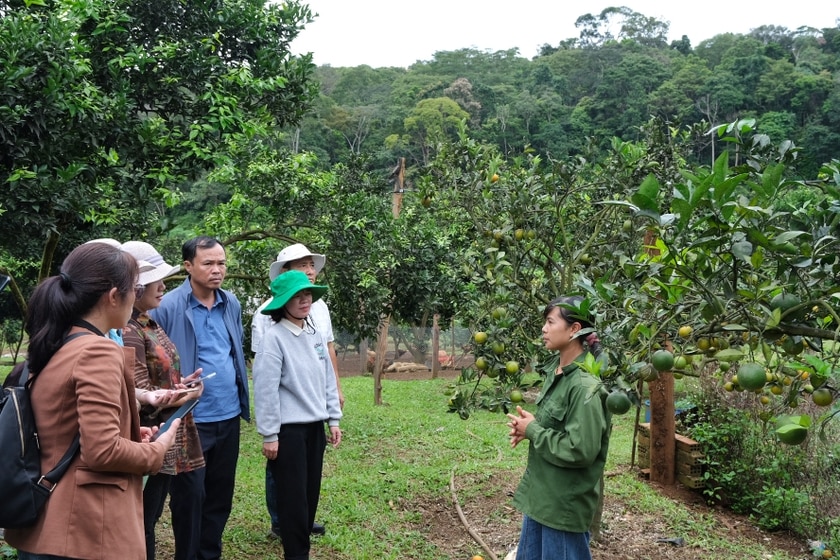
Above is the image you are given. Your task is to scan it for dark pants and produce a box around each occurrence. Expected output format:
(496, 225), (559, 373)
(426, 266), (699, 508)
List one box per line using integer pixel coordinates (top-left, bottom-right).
(170, 417), (240, 560)
(265, 464), (281, 531)
(267, 422), (326, 560)
(144, 472), (173, 560)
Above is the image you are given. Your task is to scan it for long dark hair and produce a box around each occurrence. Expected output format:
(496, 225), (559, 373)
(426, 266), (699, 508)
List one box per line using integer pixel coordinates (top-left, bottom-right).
(26, 243), (137, 373)
(268, 304), (316, 332)
(543, 295), (602, 357)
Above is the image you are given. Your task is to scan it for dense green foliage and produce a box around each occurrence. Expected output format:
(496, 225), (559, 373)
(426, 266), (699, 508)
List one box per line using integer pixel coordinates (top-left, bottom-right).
(298, 13), (840, 179)
(0, 0), (317, 303)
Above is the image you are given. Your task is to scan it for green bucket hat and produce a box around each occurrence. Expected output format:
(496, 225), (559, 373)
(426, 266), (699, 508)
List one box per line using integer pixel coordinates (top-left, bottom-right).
(260, 270), (327, 315)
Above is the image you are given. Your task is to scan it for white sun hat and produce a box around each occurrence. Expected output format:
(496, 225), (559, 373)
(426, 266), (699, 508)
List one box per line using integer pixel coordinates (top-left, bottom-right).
(268, 243), (325, 281)
(85, 238), (154, 274)
(121, 241), (181, 285)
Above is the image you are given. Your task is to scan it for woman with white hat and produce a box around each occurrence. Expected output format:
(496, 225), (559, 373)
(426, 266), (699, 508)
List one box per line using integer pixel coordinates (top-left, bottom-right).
(121, 241), (206, 560)
(253, 270), (343, 560)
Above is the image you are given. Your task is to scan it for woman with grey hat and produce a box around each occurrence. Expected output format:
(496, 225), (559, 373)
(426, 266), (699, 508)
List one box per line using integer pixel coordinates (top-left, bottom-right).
(253, 270), (343, 560)
(121, 241), (206, 560)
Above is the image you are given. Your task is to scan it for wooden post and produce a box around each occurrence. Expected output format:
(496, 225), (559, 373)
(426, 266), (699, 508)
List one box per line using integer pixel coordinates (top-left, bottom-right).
(373, 157), (406, 405)
(648, 366), (676, 484)
(645, 228), (676, 484)
(431, 313), (440, 378)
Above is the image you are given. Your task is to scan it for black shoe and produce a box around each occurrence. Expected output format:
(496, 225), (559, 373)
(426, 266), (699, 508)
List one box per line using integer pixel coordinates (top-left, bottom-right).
(268, 526), (281, 540)
(311, 522), (326, 536)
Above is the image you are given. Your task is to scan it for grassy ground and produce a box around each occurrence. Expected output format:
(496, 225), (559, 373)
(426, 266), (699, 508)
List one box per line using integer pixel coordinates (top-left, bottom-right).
(2, 371), (807, 559)
(211, 375), (804, 559)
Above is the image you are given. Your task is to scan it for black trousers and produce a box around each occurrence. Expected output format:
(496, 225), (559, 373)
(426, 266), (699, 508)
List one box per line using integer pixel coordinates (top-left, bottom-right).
(170, 417), (240, 560)
(143, 472), (173, 560)
(267, 422), (326, 560)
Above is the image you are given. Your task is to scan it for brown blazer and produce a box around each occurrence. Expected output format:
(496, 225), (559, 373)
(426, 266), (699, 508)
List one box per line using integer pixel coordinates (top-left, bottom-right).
(5, 328), (167, 560)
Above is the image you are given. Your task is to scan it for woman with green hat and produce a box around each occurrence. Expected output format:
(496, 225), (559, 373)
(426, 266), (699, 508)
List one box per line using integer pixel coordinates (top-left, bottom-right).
(252, 270), (343, 560)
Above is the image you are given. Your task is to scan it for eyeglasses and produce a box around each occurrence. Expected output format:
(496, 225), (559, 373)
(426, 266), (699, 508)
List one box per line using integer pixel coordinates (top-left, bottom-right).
(135, 284), (146, 298)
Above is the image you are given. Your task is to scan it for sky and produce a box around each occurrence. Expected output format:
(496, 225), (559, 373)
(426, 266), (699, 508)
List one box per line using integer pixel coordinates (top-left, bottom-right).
(289, 1), (837, 68)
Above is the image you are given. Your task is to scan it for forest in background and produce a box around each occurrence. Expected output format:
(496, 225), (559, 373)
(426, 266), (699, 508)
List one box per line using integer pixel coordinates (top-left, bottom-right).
(288, 7), (840, 178)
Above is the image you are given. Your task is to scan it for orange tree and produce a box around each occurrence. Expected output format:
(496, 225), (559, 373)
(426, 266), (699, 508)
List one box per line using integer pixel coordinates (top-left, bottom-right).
(420, 119), (840, 439)
(609, 119), (840, 441)
(415, 122), (692, 416)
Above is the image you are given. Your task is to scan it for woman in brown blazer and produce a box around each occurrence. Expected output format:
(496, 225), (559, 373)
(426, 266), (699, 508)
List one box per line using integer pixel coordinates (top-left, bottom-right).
(5, 242), (181, 560)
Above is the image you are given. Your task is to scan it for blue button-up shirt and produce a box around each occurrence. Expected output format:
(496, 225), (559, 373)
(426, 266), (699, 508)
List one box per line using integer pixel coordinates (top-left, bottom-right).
(189, 292), (240, 422)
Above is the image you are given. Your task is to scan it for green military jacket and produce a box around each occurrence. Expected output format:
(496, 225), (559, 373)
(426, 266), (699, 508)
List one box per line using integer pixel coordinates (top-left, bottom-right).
(512, 352), (612, 533)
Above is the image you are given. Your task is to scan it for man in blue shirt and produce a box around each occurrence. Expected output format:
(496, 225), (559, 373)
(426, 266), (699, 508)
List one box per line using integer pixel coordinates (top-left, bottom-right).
(151, 236), (250, 560)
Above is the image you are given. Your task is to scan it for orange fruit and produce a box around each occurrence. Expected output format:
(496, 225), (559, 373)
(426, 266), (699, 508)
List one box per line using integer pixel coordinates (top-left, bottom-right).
(651, 350), (675, 372)
(812, 388), (833, 407)
(606, 392), (632, 414)
(775, 424), (808, 445)
(737, 363), (767, 391)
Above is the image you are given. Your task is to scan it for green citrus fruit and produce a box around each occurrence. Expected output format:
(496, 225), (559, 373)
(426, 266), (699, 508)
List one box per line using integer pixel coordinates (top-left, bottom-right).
(492, 342), (505, 355)
(510, 390), (524, 403)
(486, 367), (500, 379)
(718, 361), (731, 372)
(674, 356), (689, 370)
(475, 357), (489, 371)
(781, 337), (804, 355)
(492, 307), (506, 320)
(775, 423), (808, 445)
(651, 350), (675, 372)
(640, 364), (659, 382)
(678, 325), (693, 338)
(606, 391), (632, 415)
(737, 362), (767, 391)
(697, 338), (711, 351)
(514, 228), (525, 241)
(770, 293), (806, 321)
(473, 331), (488, 345)
(622, 219), (633, 233)
(505, 361), (520, 375)
(770, 293), (800, 312)
(812, 388), (834, 407)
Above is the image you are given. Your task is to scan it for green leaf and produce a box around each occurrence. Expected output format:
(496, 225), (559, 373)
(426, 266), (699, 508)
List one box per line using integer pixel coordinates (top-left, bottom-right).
(731, 240), (753, 262)
(630, 174), (660, 213)
(714, 348), (744, 361)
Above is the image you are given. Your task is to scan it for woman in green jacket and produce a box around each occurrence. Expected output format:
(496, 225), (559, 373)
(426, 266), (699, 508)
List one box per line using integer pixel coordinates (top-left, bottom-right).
(506, 296), (611, 560)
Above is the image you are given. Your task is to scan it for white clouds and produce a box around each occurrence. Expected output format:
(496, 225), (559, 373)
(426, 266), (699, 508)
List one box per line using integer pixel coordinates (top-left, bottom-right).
(290, 1), (837, 68)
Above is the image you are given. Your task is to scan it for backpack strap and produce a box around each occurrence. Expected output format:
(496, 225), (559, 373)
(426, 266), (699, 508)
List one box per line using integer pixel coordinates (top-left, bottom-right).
(26, 331), (95, 489)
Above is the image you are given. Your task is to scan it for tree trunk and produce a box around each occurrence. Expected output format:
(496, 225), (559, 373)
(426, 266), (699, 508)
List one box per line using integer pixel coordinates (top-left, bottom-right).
(431, 313), (440, 378)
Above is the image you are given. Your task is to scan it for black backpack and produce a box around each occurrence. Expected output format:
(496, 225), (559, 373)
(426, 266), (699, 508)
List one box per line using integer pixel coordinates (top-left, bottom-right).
(0, 334), (86, 529)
